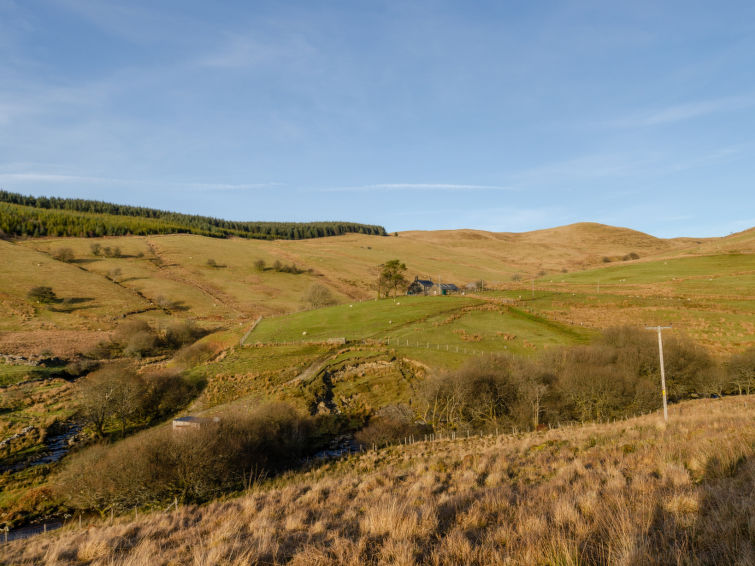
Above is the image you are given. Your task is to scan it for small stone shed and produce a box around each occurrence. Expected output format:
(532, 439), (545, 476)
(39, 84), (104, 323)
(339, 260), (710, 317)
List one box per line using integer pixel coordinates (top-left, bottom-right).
(172, 416), (220, 432)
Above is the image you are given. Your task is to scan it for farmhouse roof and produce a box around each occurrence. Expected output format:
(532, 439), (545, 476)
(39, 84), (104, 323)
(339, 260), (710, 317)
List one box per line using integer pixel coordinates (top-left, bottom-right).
(173, 416), (220, 424)
(413, 276), (434, 287)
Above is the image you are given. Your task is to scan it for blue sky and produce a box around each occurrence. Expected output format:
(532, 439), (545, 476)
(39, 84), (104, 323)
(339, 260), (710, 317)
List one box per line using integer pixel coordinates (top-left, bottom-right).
(1, 1), (754, 237)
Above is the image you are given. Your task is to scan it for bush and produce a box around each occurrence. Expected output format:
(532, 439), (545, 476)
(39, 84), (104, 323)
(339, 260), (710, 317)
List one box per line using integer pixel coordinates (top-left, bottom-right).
(52, 247), (75, 262)
(140, 369), (200, 419)
(90, 243), (101, 256)
(420, 355), (541, 431)
(254, 259), (266, 271)
(164, 320), (206, 349)
(173, 341), (216, 367)
(57, 402), (314, 512)
(111, 320), (159, 358)
(355, 404), (431, 447)
(622, 251), (640, 261)
(123, 331), (157, 358)
(728, 347), (755, 395)
(303, 283), (337, 308)
(27, 286), (58, 303)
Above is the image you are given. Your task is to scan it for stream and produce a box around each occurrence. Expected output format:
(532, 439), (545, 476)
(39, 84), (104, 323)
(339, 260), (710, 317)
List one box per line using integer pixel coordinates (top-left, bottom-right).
(0, 423), (82, 474)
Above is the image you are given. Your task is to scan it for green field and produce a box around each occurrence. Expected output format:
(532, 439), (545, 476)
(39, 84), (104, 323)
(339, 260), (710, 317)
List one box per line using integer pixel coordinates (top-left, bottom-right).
(546, 253), (755, 288)
(249, 295), (589, 354)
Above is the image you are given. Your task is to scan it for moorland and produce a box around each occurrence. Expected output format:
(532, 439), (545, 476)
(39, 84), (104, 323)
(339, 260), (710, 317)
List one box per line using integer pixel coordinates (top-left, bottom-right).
(0, 194), (753, 565)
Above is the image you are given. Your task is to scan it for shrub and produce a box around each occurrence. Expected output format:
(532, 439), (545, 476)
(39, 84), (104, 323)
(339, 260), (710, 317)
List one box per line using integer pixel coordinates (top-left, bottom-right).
(254, 259), (266, 271)
(123, 331), (157, 358)
(173, 341), (216, 367)
(164, 320), (205, 349)
(622, 251), (640, 261)
(90, 243), (101, 256)
(355, 404), (431, 447)
(511, 273), (522, 281)
(602, 256), (612, 263)
(140, 369), (200, 419)
(419, 355), (540, 431)
(57, 402), (315, 512)
(303, 283), (337, 308)
(728, 347), (755, 395)
(64, 358), (100, 377)
(51, 247), (75, 262)
(102, 246), (122, 258)
(114, 320), (158, 358)
(27, 286), (58, 303)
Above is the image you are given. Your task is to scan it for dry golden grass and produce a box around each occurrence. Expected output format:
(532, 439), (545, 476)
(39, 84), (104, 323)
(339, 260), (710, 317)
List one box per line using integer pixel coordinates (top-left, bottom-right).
(3, 396), (752, 565)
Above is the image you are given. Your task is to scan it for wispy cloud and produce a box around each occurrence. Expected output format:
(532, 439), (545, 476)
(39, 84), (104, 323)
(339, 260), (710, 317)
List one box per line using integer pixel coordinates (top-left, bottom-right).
(321, 183), (515, 193)
(0, 172), (282, 192)
(510, 153), (655, 185)
(0, 173), (115, 184)
(607, 95), (755, 128)
(197, 33), (315, 69)
(182, 182), (284, 191)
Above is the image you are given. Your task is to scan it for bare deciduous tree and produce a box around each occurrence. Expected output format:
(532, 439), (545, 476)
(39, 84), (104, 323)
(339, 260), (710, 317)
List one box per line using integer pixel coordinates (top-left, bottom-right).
(303, 283), (336, 308)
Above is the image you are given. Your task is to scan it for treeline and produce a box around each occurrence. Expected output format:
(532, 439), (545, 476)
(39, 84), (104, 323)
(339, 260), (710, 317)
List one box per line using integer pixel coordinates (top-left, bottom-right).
(0, 190), (387, 240)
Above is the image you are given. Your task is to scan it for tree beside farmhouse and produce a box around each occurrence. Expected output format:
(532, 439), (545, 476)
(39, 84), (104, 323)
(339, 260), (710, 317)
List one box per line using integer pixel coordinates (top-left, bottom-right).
(378, 259), (408, 298)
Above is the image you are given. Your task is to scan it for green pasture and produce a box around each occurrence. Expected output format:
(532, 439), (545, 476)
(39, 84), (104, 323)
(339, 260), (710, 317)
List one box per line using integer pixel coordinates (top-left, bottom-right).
(248, 296), (589, 362)
(249, 296), (484, 343)
(549, 253), (755, 287)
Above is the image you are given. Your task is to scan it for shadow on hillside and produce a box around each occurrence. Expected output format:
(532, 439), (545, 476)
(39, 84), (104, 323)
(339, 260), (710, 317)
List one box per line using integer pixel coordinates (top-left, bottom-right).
(638, 451), (753, 565)
(48, 297), (96, 312)
(164, 300), (190, 312)
(71, 258), (100, 265)
(119, 276), (147, 283)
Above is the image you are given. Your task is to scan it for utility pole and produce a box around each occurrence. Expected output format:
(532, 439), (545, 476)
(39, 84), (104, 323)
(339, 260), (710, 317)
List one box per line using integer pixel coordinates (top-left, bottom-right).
(646, 325), (672, 422)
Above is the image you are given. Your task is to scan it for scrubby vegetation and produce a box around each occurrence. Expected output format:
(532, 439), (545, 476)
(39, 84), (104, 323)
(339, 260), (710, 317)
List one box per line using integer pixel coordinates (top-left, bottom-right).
(417, 327), (727, 435)
(88, 319), (207, 360)
(4, 397), (752, 565)
(75, 364), (200, 439)
(56, 402), (315, 514)
(0, 191), (387, 240)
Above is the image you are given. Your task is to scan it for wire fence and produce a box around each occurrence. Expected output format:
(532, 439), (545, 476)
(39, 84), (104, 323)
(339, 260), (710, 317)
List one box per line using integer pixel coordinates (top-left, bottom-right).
(242, 335), (512, 357)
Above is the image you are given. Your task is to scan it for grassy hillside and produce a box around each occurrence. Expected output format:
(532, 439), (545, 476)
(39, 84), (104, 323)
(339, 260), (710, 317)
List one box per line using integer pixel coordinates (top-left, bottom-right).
(1, 223), (752, 355)
(4, 396), (752, 565)
(501, 252), (755, 354)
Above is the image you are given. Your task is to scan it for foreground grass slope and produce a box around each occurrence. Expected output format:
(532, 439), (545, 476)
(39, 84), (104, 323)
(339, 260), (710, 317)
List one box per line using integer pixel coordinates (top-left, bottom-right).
(4, 396), (752, 565)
